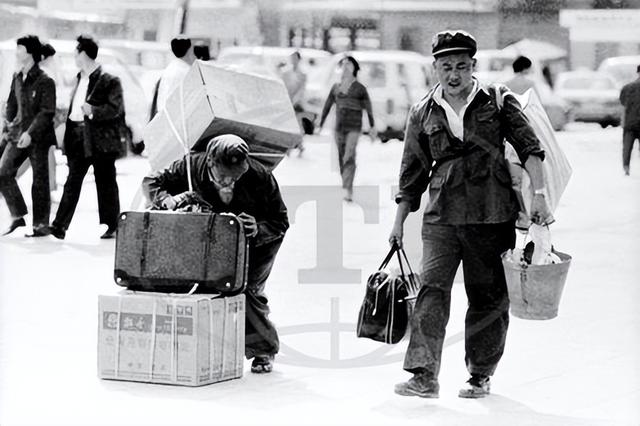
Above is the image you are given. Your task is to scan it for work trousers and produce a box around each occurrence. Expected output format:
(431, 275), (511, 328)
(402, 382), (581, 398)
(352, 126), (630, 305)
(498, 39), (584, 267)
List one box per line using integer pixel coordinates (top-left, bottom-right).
(404, 221), (516, 378)
(0, 140), (50, 226)
(244, 238), (283, 359)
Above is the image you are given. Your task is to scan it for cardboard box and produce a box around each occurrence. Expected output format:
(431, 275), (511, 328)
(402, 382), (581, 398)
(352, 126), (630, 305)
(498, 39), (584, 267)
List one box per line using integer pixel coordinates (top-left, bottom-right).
(144, 60), (302, 172)
(98, 292), (245, 386)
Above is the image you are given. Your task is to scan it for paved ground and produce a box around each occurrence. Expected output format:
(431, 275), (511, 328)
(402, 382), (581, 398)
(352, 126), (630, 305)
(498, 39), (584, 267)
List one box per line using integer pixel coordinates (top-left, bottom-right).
(0, 123), (639, 425)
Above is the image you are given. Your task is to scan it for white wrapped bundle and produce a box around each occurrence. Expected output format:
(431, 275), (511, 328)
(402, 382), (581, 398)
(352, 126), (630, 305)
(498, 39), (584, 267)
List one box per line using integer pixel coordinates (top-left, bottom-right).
(506, 88), (572, 215)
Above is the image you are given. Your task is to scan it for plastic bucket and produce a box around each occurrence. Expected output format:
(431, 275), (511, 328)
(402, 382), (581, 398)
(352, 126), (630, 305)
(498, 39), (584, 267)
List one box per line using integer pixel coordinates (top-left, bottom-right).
(501, 251), (571, 320)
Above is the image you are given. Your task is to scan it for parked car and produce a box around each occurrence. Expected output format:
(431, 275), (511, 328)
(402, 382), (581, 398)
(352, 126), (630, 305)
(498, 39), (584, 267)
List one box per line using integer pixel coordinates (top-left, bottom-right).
(0, 39), (149, 147)
(554, 70), (622, 128)
(597, 55), (640, 87)
(305, 50), (436, 141)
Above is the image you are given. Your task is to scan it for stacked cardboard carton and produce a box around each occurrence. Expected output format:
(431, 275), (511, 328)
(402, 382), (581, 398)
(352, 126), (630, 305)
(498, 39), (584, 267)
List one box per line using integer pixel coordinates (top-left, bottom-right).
(98, 291), (245, 386)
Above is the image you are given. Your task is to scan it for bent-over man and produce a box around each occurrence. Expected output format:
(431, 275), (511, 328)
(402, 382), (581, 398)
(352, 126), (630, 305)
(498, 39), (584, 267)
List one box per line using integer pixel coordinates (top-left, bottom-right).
(143, 134), (289, 374)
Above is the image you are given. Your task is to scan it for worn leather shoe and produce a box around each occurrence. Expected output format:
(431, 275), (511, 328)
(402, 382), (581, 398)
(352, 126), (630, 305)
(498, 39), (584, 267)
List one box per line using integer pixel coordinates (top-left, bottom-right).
(25, 224), (51, 237)
(100, 227), (117, 239)
(2, 217), (26, 236)
(48, 224), (66, 240)
(459, 375), (491, 399)
(394, 374), (440, 398)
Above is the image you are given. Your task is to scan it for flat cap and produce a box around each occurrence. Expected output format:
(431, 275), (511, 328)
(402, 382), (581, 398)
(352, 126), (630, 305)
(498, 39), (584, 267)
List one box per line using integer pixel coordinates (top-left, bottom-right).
(206, 134), (249, 167)
(431, 30), (477, 58)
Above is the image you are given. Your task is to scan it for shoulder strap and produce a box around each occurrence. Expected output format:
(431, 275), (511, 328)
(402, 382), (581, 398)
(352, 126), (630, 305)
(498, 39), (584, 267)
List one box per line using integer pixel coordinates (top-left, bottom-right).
(459, 83), (507, 160)
(490, 83), (504, 111)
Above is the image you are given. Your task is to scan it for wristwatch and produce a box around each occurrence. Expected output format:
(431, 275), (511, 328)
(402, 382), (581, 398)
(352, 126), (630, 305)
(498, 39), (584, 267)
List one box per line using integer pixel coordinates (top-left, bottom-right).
(534, 188), (546, 196)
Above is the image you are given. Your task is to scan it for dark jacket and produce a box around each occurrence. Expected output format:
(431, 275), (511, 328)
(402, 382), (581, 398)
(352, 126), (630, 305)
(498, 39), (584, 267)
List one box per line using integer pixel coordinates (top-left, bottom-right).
(395, 81), (544, 225)
(4, 65), (56, 146)
(620, 78), (640, 131)
(143, 154), (289, 248)
(65, 66), (125, 156)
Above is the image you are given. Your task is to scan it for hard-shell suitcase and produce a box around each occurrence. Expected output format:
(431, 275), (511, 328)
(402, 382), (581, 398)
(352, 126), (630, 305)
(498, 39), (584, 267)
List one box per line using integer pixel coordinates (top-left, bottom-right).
(114, 211), (248, 293)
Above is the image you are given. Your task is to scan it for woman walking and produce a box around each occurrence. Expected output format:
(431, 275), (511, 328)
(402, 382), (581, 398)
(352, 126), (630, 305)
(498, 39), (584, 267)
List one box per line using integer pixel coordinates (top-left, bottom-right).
(318, 56), (376, 201)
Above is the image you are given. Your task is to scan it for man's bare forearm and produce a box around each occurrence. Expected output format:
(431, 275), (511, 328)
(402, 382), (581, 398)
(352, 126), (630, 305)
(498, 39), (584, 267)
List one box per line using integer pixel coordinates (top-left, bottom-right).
(524, 155), (545, 191)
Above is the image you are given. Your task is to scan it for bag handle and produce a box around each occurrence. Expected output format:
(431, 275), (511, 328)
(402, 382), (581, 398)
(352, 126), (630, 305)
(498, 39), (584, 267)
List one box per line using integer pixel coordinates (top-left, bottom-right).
(378, 244), (398, 271)
(396, 247), (421, 297)
(398, 247), (416, 277)
(395, 248), (407, 280)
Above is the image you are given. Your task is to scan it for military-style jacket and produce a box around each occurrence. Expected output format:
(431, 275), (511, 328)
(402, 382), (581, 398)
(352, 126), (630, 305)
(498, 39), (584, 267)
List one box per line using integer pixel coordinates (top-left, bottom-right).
(395, 81), (544, 224)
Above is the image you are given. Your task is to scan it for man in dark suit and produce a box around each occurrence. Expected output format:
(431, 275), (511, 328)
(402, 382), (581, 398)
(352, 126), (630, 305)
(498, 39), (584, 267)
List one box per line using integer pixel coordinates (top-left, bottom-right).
(0, 35), (56, 237)
(49, 35), (123, 240)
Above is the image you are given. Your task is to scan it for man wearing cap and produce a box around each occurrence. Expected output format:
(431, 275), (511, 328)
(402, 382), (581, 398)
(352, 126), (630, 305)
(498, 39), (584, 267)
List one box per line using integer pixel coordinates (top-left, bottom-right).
(142, 134), (289, 374)
(389, 30), (552, 398)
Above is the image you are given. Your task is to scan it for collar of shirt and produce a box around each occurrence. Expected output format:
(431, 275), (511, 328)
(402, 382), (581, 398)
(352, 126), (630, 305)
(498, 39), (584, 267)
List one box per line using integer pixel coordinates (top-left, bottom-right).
(432, 79), (482, 141)
(80, 64), (100, 79)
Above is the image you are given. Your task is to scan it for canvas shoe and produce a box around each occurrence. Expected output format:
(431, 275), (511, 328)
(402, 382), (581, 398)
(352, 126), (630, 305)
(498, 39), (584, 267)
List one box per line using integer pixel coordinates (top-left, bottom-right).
(394, 374), (439, 398)
(458, 375), (491, 399)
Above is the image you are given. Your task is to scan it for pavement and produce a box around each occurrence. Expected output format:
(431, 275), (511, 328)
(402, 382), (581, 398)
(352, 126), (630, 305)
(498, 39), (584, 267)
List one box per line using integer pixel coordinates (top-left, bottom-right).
(0, 123), (639, 426)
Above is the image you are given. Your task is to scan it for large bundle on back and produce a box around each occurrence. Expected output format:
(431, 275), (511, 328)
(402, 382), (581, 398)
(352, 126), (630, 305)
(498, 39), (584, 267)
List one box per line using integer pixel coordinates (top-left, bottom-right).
(144, 60), (302, 172)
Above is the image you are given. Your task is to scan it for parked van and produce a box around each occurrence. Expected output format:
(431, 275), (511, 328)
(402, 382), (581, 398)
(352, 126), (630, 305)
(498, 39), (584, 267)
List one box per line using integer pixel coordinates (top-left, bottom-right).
(304, 50), (436, 141)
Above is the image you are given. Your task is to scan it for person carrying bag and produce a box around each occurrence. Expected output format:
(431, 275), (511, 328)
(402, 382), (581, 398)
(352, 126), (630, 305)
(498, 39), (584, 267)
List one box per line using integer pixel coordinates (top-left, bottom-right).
(357, 244), (421, 344)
